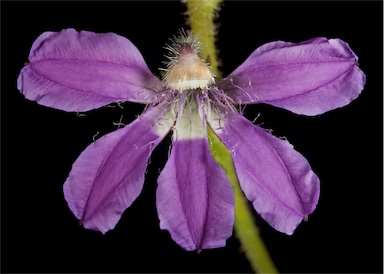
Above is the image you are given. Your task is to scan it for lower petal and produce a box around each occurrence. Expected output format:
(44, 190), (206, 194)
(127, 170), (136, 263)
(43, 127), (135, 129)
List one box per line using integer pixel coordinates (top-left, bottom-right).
(209, 111), (320, 235)
(157, 103), (234, 251)
(64, 103), (174, 233)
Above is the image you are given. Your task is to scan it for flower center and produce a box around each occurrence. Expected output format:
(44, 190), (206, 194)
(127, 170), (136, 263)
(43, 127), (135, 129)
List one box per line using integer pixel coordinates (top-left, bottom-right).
(162, 32), (215, 91)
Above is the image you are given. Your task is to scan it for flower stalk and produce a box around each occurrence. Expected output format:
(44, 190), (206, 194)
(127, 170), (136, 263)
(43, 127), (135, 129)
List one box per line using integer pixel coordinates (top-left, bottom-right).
(185, 0), (278, 272)
(208, 127), (278, 273)
(185, 0), (221, 78)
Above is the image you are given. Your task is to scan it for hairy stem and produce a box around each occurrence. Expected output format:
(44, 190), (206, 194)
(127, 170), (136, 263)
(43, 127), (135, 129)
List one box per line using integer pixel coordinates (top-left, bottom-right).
(208, 127), (278, 274)
(185, 0), (221, 78)
(184, 0), (278, 273)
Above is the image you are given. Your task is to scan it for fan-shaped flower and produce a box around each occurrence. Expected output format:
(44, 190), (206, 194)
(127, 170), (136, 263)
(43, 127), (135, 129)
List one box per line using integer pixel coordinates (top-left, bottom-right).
(17, 28), (365, 251)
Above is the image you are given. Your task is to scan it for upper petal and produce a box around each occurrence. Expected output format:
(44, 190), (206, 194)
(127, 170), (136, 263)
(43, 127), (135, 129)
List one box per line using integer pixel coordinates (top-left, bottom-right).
(208, 111), (320, 234)
(64, 103), (175, 233)
(156, 102), (234, 251)
(217, 38), (366, 116)
(17, 29), (163, 112)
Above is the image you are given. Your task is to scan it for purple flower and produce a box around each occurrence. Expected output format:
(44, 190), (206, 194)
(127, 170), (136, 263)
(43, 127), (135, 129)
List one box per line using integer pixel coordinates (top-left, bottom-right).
(17, 28), (365, 251)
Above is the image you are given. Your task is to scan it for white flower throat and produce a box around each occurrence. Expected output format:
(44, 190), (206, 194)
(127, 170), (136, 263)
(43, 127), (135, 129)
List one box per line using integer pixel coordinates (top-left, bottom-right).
(162, 32), (215, 92)
(157, 32), (226, 141)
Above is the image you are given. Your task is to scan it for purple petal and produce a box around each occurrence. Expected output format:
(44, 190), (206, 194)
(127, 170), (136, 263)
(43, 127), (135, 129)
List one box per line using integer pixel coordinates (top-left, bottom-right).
(17, 29), (163, 112)
(217, 38), (366, 115)
(64, 103), (174, 233)
(157, 107), (234, 251)
(209, 111), (320, 234)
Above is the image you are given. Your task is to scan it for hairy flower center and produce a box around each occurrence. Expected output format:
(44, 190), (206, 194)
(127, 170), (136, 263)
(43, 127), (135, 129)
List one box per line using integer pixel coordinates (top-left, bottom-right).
(162, 33), (215, 91)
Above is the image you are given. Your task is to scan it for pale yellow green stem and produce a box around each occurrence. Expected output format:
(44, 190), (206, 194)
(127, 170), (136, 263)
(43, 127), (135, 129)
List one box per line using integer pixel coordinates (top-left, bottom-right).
(208, 127), (278, 274)
(185, 0), (278, 273)
(185, 0), (221, 78)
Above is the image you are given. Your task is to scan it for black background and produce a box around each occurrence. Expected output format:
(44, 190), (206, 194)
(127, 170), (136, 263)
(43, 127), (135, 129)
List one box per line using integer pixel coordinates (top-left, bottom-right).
(1, 1), (383, 273)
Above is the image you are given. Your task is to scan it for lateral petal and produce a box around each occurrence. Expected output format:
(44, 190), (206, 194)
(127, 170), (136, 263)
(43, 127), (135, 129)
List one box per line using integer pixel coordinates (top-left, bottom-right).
(17, 29), (163, 112)
(217, 38), (365, 115)
(64, 103), (175, 233)
(157, 104), (234, 251)
(208, 111), (320, 234)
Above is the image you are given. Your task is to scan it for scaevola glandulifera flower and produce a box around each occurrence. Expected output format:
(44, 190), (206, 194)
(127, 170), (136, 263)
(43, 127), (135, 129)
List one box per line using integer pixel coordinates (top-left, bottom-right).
(17, 29), (365, 251)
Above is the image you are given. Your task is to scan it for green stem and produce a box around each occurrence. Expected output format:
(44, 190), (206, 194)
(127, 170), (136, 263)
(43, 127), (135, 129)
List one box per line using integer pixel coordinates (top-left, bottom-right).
(184, 1), (278, 273)
(208, 127), (278, 273)
(185, 0), (221, 78)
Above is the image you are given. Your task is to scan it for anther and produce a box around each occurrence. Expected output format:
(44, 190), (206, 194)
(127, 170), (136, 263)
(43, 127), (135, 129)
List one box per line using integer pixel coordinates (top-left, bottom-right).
(162, 31), (215, 91)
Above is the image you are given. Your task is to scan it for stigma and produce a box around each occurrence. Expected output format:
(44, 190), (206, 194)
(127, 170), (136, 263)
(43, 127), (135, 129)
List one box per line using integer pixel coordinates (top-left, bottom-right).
(162, 31), (215, 91)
